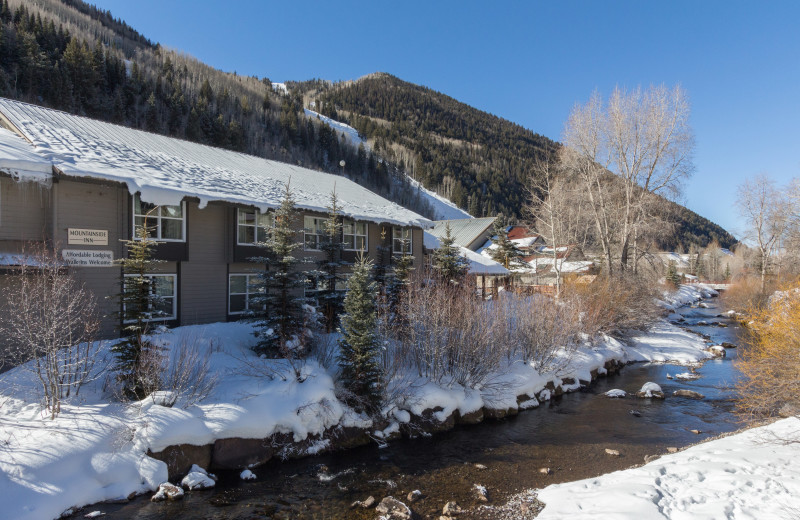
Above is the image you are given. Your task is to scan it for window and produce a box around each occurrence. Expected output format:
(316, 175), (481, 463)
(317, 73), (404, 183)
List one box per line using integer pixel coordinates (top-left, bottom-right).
(237, 208), (272, 245)
(123, 274), (177, 321)
(133, 194), (185, 241)
(305, 272), (349, 296)
(343, 220), (368, 251)
(304, 216), (329, 251)
(393, 227), (413, 255)
(228, 273), (264, 314)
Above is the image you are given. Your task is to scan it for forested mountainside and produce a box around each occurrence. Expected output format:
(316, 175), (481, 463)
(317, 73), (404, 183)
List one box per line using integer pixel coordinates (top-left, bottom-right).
(0, 0), (433, 217)
(0, 0), (734, 249)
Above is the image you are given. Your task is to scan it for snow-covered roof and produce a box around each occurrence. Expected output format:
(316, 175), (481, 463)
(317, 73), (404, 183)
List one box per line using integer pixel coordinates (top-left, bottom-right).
(0, 127), (52, 184)
(0, 98), (431, 228)
(429, 217), (496, 249)
(424, 231), (509, 275)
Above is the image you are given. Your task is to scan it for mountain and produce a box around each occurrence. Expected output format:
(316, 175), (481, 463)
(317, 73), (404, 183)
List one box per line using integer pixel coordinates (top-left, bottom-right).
(0, 0), (735, 249)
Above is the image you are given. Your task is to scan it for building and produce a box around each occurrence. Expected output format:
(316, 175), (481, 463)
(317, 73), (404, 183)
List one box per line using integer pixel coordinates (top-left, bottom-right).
(428, 217), (497, 252)
(0, 98), (430, 341)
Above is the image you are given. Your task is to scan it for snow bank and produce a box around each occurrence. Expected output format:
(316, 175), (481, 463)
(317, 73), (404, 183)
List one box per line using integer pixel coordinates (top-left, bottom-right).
(658, 284), (719, 311)
(536, 417), (800, 520)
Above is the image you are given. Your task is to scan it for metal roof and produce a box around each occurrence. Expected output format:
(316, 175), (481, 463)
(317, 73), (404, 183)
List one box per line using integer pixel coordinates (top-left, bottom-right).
(429, 217), (497, 248)
(0, 97), (431, 228)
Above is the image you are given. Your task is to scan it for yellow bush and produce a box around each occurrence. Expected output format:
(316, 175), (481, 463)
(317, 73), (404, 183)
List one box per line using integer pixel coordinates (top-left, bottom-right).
(736, 281), (800, 419)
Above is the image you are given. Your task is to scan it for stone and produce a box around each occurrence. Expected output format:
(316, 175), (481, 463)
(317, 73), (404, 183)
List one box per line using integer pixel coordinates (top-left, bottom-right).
(329, 425), (372, 450)
(644, 454), (660, 463)
(674, 389), (705, 399)
(148, 444), (212, 481)
(667, 447), (679, 453)
(457, 408), (484, 425)
(629, 410), (642, 417)
(604, 448), (620, 456)
(539, 467), (552, 475)
(407, 407), (457, 435)
(211, 437), (273, 471)
(721, 342), (737, 348)
(690, 429), (702, 434)
(350, 495), (376, 508)
(443, 501), (463, 516)
(407, 489), (423, 502)
(83, 512), (105, 518)
(605, 389), (626, 398)
(376, 496), (412, 519)
(483, 407), (509, 420)
(151, 483), (184, 502)
(474, 463), (487, 470)
(474, 484), (489, 502)
(180, 464), (217, 490)
(708, 346), (726, 357)
(636, 382), (665, 399)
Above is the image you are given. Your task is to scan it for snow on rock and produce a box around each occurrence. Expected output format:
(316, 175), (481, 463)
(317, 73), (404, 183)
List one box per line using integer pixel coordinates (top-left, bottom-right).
(180, 464), (216, 490)
(637, 382), (664, 398)
(240, 469), (257, 480)
(605, 389), (627, 398)
(658, 284), (719, 311)
(151, 482), (184, 502)
(535, 417), (800, 520)
(674, 372), (700, 380)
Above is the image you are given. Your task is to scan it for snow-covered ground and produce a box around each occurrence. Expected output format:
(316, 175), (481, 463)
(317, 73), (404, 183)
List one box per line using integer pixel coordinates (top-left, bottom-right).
(0, 284), (719, 519)
(533, 417), (800, 520)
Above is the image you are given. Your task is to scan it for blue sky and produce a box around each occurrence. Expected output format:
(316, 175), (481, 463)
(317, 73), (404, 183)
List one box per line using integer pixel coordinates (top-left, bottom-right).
(91, 0), (800, 238)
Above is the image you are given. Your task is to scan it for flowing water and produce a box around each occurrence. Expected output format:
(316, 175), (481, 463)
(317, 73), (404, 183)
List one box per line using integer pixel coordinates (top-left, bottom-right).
(81, 297), (745, 519)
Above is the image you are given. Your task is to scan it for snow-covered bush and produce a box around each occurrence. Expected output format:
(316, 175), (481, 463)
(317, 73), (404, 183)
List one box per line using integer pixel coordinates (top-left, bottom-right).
(0, 242), (102, 418)
(158, 334), (219, 408)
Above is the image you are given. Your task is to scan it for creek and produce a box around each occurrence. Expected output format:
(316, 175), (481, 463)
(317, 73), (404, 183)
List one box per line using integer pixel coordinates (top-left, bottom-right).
(79, 297), (744, 520)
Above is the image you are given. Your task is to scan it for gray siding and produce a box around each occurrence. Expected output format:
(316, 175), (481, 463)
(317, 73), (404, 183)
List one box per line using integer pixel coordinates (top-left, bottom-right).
(180, 202), (228, 325)
(0, 176), (50, 243)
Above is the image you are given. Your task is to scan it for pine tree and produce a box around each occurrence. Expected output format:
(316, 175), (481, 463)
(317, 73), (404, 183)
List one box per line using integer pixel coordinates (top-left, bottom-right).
(251, 183), (308, 357)
(386, 248), (414, 326)
(489, 219), (523, 268)
(315, 190), (349, 330)
(338, 255), (383, 412)
(113, 217), (165, 399)
(431, 222), (469, 283)
(724, 263), (731, 281)
(665, 259), (681, 288)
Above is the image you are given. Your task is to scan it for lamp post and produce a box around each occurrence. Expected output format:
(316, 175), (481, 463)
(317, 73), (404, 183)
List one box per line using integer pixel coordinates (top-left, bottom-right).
(339, 160), (345, 176)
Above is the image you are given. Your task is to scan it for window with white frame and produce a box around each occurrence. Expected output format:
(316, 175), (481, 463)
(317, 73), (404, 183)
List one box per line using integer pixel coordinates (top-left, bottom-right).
(304, 216), (329, 250)
(343, 220), (368, 251)
(133, 194), (185, 241)
(393, 226), (412, 255)
(123, 273), (177, 321)
(228, 273), (264, 314)
(237, 208), (272, 245)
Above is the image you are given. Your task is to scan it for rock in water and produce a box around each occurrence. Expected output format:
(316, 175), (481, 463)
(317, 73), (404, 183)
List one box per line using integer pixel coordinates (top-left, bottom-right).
(239, 469), (257, 480)
(350, 496), (375, 508)
(667, 447), (679, 453)
(376, 496), (412, 519)
(474, 484), (489, 502)
(604, 389), (626, 398)
(151, 483), (184, 502)
(605, 448), (620, 456)
(674, 389), (705, 399)
(407, 490), (423, 503)
(443, 501), (463, 516)
(180, 464), (217, 490)
(636, 382), (665, 399)
(539, 467), (552, 474)
(629, 409), (642, 417)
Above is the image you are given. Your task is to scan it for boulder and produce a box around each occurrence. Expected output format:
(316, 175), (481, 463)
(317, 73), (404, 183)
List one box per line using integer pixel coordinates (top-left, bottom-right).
(457, 408), (484, 425)
(443, 501), (463, 516)
(151, 483), (184, 502)
(407, 407), (457, 435)
(474, 484), (489, 502)
(240, 469), (257, 480)
(721, 342), (737, 348)
(673, 389), (705, 399)
(604, 389), (626, 398)
(708, 345), (726, 357)
(180, 464), (216, 490)
(407, 490), (423, 503)
(148, 444), (212, 481)
(329, 425), (372, 450)
(636, 382), (665, 399)
(376, 496), (412, 519)
(211, 437), (272, 470)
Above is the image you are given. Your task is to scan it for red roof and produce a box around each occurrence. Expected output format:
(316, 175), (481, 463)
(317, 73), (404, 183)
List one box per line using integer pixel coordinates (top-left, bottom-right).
(507, 226), (538, 240)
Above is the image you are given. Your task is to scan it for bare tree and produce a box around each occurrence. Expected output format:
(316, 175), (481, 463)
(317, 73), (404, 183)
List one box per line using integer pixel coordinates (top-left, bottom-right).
(0, 243), (101, 418)
(737, 174), (791, 291)
(562, 85), (694, 274)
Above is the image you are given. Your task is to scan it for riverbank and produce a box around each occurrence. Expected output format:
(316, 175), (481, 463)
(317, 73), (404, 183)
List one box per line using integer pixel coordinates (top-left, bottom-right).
(488, 416), (800, 520)
(0, 284), (719, 520)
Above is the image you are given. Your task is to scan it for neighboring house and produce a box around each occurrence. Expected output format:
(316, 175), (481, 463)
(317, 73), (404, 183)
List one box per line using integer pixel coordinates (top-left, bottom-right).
(520, 245), (596, 286)
(423, 231), (509, 298)
(428, 217), (497, 252)
(0, 98), (430, 342)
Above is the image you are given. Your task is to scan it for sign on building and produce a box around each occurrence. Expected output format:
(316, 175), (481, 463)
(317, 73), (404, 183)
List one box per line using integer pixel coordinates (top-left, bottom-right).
(62, 249), (114, 267)
(67, 228), (108, 245)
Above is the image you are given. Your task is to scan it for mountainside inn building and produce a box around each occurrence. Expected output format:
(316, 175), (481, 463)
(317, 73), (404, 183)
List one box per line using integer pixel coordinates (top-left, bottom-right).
(0, 98), (430, 343)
